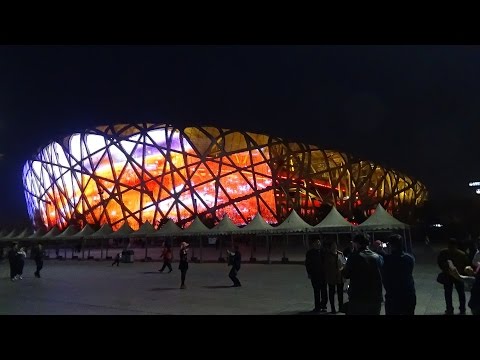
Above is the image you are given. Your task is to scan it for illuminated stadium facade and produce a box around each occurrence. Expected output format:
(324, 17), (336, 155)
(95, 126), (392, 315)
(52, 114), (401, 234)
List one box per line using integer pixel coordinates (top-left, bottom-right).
(23, 123), (427, 231)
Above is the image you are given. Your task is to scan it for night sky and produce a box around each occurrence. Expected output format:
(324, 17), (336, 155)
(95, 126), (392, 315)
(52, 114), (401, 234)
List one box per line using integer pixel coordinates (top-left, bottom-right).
(1, 45), (479, 227)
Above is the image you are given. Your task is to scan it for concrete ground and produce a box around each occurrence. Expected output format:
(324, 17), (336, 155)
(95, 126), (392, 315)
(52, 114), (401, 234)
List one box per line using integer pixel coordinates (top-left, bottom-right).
(0, 243), (468, 315)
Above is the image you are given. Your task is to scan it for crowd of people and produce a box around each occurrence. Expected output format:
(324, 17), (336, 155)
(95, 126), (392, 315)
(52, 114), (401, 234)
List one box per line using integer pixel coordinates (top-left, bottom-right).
(436, 237), (480, 315)
(4, 242), (45, 281)
(305, 232), (416, 315)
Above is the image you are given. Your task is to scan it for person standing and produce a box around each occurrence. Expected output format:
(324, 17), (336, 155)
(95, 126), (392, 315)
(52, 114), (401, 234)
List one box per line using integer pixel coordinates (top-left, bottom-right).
(323, 240), (346, 314)
(159, 243), (173, 273)
(343, 233), (384, 315)
(8, 243), (19, 281)
(227, 245), (242, 287)
(305, 237), (327, 313)
(179, 242), (189, 289)
(15, 247), (27, 280)
(437, 238), (469, 315)
(448, 265), (480, 315)
(382, 234), (416, 315)
(33, 243), (45, 278)
(466, 266), (480, 315)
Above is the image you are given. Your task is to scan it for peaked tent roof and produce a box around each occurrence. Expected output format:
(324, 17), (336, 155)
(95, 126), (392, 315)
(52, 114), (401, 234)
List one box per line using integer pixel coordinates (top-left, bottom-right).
(358, 204), (408, 230)
(56, 225), (80, 239)
(12, 228), (34, 239)
(0, 229), (18, 242)
(183, 216), (210, 235)
(239, 213), (274, 234)
(1, 229), (18, 240)
(210, 216), (241, 235)
(148, 219), (183, 237)
(28, 228), (47, 239)
(272, 210), (312, 233)
(41, 226), (62, 239)
(111, 222), (135, 238)
(72, 224), (96, 238)
(130, 221), (156, 238)
(86, 224), (114, 239)
(314, 206), (353, 230)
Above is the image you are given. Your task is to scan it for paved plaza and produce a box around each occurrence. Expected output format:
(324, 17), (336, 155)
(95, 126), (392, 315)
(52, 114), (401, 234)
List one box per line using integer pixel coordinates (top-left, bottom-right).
(0, 243), (468, 315)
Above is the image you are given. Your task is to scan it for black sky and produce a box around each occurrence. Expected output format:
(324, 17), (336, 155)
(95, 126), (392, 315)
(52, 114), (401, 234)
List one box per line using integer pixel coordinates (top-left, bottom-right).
(1, 45), (479, 226)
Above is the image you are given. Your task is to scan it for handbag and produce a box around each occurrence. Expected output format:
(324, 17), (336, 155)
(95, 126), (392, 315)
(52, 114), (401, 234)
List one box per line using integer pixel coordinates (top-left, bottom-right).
(436, 272), (448, 285)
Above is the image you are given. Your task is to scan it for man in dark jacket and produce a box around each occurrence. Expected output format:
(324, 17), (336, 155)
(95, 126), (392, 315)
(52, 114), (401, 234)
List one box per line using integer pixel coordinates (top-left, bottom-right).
(33, 243), (45, 278)
(305, 237), (327, 313)
(343, 233), (384, 315)
(437, 238), (469, 315)
(227, 245), (242, 287)
(382, 234), (416, 315)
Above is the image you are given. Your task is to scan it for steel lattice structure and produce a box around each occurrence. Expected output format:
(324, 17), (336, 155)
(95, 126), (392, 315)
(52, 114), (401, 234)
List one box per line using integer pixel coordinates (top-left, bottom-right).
(23, 123), (427, 230)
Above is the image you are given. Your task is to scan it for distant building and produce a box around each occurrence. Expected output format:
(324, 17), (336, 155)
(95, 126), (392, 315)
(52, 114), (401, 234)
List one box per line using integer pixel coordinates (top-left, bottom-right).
(469, 181), (480, 195)
(23, 123), (427, 230)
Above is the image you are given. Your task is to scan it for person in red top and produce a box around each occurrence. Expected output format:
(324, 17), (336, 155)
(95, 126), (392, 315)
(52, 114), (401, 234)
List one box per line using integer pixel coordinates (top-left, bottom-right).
(158, 243), (173, 273)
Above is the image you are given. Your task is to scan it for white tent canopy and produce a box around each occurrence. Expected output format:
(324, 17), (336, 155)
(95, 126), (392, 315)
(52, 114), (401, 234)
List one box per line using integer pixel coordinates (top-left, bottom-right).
(313, 206), (353, 231)
(148, 219), (183, 237)
(1, 229), (18, 241)
(111, 222), (135, 238)
(41, 226), (61, 240)
(12, 228), (34, 240)
(129, 221), (156, 238)
(183, 216), (210, 236)
(271, 209), (312, 233)
(56, 225), (80, 239)
(28, 228), (47, 239)
(86, 224), (114, 239)
(240, 213), (274, 234)
(358, 204), (408, 230)
(72, 224), (96, 238)
(209, 215), (241, 235)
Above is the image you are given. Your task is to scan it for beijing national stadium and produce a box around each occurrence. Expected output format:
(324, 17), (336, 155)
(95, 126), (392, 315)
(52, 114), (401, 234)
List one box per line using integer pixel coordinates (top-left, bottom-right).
(22, 123), (427, 231)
